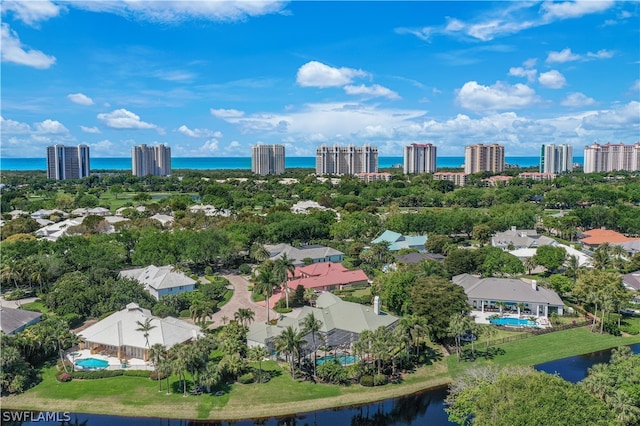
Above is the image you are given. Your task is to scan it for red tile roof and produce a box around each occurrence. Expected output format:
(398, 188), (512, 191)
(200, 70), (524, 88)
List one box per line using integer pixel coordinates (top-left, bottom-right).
(580, 229), (639, 245)
(288, 262), (369, 290)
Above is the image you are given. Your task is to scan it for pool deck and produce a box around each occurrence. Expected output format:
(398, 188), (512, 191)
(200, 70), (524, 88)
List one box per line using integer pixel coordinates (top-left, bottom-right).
(67, 349), (152, 371)
(470, 310), (551, 328)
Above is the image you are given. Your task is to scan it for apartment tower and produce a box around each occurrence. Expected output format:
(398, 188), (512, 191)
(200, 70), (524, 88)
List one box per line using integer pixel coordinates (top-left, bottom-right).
(46, 144), (91, 180)
(540, 144), (573, 173)
(403, 143), (437, 174)
(315, 144), (378, 176)
(131, 144), (172, 177)
(251, 144), (285, 175)
(464, 143), (505, 174)
(583, 142), (640, 173)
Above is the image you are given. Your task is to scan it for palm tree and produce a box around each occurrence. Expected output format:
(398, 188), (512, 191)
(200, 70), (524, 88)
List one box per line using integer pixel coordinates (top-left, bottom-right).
(171, 345), (190, 397)
(250, 243), (270, 263)
(481, 324), (498, 353)
(516, 302), (527, 316)
(592, 245), (612, 270)
(610, 244), (628, 269)
(495, 301), (506, 315)
(189, 302), (205, 324)
(274, 326), (305, 379)
(606, 389), (640, 425)
(524, 257), (537, 275)
(248, 346), (269, 383)
(136, 317), (156, 350)
(565, 255), (581, 285)
(275, 254), (296, 309)
(582, 362), (614, 401)
(199, 361), (221, 393)
(149, 344), (167, 392)
(447, 313), (470, 363)
(302, 312), (323, 378)
(253, 261), (279, 324)
(234, 308), (255, 328)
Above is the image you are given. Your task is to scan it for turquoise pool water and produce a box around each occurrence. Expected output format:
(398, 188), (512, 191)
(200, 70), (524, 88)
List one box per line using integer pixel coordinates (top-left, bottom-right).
(316, 354), (359, 365)
(75, 358), (109, 369)
(490, 317), (538, 327)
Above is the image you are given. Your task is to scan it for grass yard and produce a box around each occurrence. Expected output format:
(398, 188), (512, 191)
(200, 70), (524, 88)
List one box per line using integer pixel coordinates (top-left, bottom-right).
(20, 299), (52, 314)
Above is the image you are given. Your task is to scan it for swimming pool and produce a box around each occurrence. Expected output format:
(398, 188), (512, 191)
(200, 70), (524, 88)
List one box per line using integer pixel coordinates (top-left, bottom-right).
(316, 354), (359, 365)
(75, 358), (109, 369)
(490, 317), (538, 328)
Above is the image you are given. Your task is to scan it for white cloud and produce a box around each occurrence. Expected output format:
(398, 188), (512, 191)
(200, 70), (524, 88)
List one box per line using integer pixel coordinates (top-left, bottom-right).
(88, 139), (114, 155)
(67, 93), (94, 106)
(456, 81), (539, 111)
(343, 84), (400, 99)
(67, 1), (287, 23)
(296, 61), (368, 88)
(561, 93), (596, 107)
(153, 70), (196, 82)
(538, 70), (566, 89)
(587, 49), (614, 59)
(546, 48), (581, 63)
(509, 67), (537, 83)
(177, 125), (222, 138)
(0, 23), (56, 69)
(200, 139), (219, 153)
(631, 80), (640, 92)
(80, 126), (101, 134)
(2, 0), (61, 26)
(0, 116), (31, 134)
(581, 101), (640, 130)
(34, 119), (68, 134)
(541, 0), (614, 20)
(523, 58), (537, 69)
(210, 108), (245, 119)
(97, 108), (158, 130)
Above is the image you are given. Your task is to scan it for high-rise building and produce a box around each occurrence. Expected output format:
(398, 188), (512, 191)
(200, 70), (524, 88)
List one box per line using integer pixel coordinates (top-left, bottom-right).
(46, 144), (91, 180)
(251, 144), (285, 175)
(540, 144), (573, 173)
(464, 144), (505, 174)
(131, 144), (171, 177)
(403, 143), (437, 174)
(583, 142), (640, 173)
(315, 144), (378, 176)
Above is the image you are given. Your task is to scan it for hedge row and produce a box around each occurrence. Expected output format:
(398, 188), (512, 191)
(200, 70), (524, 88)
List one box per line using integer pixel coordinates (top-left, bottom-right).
(71, 369), (152, 379)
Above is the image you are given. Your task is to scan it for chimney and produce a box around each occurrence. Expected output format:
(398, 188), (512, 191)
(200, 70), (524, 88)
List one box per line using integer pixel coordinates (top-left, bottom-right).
(532, 280), (538, 291)
(511, 226), (516, 232)
(373, 295), (381, 315)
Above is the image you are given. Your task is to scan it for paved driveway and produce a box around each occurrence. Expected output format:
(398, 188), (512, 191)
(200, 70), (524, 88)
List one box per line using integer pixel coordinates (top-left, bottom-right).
(0, 296), (39, 309)
(207, 274), (276, 329)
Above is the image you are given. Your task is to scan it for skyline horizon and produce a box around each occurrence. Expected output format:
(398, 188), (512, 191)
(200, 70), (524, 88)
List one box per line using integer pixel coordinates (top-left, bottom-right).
(1, 2), (638, 159)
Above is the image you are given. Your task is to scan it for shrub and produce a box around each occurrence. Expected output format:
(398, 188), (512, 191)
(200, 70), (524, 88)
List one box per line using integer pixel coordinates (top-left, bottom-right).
(5, 289), (28, 301)
(149, 370), (168, 380)
(56, 372), (72, 382)
(123, 370), (152, 378)
(62, 313), (83, 328)
(237, 372), (254, 384)
(57, 359), (74, 372)
(275, 307), (293, 314)
(238, 264), (252, 275)
(619, 324), (639, 335)
(179, 309), (191, 318)
(360, 375), (374, 387)
(603, 321), (621, 336)
(374, 374), (388, 386)
(71, 370), (124, 379)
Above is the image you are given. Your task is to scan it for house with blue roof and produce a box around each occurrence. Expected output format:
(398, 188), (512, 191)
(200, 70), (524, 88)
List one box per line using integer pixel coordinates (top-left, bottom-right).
(371, 230), (428, 252)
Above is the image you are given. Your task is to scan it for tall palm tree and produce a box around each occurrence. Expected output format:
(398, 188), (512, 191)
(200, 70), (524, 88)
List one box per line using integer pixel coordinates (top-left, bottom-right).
(275, 254), (296, 309)
(274, 326), (305, 379)
(254, 261), (279, 323)
(524, 257), (537, 275)
(447, 313), (470, 363)
(234, 308), (255, 328)
(593, 245), (612, 270)
(149, 344), (167, 392)
(248, 346), (269, 383)
(136, 317), (156, 350)
(564, 254), (581, 285)
(481, 324), (498, 353)
(302, 312), (323, 378)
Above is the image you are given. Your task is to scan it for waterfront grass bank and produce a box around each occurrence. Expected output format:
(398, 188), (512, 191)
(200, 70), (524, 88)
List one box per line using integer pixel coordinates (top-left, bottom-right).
(2, 327), (639, 421)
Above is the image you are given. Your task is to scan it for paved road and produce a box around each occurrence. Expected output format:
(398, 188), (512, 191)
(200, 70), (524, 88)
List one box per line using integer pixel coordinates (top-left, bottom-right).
(0, 296), (39, 309)
(207, 274), (276, 329)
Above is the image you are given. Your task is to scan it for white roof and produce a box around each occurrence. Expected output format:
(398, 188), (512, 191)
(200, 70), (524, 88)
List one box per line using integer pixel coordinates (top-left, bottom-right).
(77, 303), (202, 350)
(120, 265), (196, 290)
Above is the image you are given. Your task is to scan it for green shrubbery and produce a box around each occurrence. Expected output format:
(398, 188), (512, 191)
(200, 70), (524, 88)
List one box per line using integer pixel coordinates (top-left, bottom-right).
(237, 372), (255, 384)
(374, 374), (388, 386)
(359, 375), (374, 387)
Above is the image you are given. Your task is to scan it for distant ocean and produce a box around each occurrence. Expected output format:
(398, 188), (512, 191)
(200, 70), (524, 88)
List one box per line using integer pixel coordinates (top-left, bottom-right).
(0, 156), (584, 171)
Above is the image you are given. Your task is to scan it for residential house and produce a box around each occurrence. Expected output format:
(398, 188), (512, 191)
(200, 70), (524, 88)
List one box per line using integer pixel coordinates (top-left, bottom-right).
(491, 227), (557, 250)
(371, 230), (428, 252)
(247, 293), (398, 354)
(623, 271), (640, 292)
(265, 243), (344, 266)
(0, 306), (43, 335)
(287, 262), (369, 292)
(119, 265), (197, 300)
(579, 228), (640, 249)
(453, 273), (565, 318)
(77, 302), (202, 361)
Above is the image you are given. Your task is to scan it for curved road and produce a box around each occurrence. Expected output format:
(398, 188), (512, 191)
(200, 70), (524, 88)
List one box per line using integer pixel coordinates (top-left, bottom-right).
(207, 274), (276, 329)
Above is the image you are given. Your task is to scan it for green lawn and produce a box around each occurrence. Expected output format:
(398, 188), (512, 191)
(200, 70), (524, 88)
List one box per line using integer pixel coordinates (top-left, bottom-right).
(20, 299), (51, 314)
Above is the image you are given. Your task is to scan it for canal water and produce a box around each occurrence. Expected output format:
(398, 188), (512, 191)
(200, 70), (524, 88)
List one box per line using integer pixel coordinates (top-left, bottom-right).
(4, 343), (639, 426)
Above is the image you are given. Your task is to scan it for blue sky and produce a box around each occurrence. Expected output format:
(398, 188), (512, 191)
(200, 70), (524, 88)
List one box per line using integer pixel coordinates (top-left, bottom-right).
(1, 1), (638, 158)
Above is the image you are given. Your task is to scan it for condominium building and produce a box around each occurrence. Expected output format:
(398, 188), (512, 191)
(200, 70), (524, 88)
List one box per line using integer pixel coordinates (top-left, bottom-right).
(583, 142), (640, 173)
(315, 144), (378, 176)
(131, 144), (171, 177)
(251, 144), (285, 175)
(433, 172), (468, 187)
(403, 143), (437, 174)
(357, 172), (392, 183)
(540, 144), (573, 173)
(464, 144), (504, 174)
(46, 144), (90, 180)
